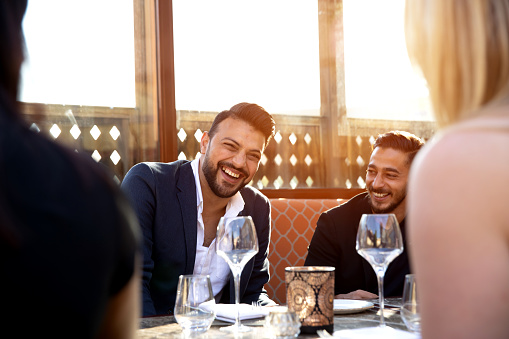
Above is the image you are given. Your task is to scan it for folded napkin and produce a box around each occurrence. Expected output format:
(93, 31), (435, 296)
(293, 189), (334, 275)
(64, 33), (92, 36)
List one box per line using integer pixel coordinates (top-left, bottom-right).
(332, 326), (421, 339)
(200, 303), (269, 323)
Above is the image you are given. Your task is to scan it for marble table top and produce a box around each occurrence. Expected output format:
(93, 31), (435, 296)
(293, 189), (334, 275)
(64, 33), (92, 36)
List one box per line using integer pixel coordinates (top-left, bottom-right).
(138, 298), (410, 338)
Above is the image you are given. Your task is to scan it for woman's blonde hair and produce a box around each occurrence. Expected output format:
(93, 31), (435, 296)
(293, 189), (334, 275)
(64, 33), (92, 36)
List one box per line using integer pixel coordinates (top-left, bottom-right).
(405, 0), (509, 127)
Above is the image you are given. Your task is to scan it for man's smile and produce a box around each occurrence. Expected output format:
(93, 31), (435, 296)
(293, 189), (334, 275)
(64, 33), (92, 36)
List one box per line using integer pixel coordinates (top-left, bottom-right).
(222, 166), (240, 179)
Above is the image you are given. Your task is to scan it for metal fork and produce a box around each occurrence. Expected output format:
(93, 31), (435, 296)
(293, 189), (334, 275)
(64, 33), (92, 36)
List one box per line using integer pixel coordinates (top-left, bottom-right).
(251, 300), (262, 310)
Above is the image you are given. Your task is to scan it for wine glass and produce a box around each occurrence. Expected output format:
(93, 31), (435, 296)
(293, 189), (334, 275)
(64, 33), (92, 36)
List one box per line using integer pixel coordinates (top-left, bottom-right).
(216, 216), (259, 333)
(356, 214), (403, 328)
(401, 274), (420, 333)
(174, 275), (216, 335)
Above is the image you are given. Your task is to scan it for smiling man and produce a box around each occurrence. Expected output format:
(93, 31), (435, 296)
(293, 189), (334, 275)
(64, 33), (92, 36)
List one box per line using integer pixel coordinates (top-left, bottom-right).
(305, 131), (424, 300)
(122, 103), (276, 316)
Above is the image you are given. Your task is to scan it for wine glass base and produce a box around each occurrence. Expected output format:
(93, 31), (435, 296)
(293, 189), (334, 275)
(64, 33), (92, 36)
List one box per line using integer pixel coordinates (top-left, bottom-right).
(219, 324), (253, 333)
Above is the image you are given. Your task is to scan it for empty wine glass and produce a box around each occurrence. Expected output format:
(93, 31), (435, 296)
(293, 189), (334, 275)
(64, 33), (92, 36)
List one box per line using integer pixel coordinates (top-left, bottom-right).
(401, 274), (420, 333)
(216, 216), (259, 333)
(174, 275), (216, 335)
(356, 214), (403, 328)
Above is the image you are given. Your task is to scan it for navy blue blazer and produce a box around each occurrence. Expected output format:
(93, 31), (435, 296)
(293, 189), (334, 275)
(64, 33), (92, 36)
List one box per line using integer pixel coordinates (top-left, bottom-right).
(121, 160), (274, 316)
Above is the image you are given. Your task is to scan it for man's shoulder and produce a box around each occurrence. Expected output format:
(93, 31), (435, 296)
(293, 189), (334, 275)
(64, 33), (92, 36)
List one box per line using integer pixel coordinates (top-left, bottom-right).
(323, 192), (370, 217)
(240, 185), (269, 204)
(125, 160), (190, 178)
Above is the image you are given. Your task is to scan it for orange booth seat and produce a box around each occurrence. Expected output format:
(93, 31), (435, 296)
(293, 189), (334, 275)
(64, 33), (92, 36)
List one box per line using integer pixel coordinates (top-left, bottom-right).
(264, 198), (348, 305)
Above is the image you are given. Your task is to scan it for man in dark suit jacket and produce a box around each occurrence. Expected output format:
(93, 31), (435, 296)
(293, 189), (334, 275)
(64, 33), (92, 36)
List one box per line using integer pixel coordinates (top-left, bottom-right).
(122, 103), (276, 316)
(305, 131), (425, 300)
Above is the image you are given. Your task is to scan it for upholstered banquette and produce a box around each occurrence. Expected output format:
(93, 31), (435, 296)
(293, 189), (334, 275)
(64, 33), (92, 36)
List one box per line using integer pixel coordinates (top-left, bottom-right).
(264, 198), (348, 304)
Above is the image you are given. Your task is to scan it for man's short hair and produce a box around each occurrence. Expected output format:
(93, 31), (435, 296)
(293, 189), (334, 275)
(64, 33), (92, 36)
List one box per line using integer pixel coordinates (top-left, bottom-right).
(208, 102), (276, 149)
(372, 131), (425, 165)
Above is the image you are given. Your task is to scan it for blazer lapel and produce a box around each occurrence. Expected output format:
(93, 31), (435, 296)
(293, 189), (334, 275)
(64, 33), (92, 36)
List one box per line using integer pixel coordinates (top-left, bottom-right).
(176, 162), (198, 274)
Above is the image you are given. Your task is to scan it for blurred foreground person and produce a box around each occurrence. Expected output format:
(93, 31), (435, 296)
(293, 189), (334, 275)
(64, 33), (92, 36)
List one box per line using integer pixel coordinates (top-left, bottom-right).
(405, 1), (509, 338)
(0, 1), (141, 338)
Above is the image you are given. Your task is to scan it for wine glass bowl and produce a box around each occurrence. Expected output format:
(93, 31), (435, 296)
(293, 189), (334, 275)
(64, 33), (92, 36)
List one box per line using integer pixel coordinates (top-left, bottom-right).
(216, 216), (259, 332)
(356, 214), (403, 327)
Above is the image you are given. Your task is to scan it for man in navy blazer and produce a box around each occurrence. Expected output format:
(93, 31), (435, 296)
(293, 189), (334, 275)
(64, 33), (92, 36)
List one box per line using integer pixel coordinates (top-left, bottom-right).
(122, 103), (277, 316)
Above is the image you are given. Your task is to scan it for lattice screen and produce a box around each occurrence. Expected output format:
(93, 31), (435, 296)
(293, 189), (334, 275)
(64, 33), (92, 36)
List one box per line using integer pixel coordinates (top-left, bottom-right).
(23, 112), (129, 182)
(177, 112), (376, 189)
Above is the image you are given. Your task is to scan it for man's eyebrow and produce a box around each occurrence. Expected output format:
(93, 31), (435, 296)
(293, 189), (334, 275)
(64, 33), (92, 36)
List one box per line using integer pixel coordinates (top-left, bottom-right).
(367, 164), (401, 174)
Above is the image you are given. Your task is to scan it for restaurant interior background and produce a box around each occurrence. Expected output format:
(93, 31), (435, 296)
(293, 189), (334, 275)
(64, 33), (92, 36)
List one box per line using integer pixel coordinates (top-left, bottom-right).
(19, 0), (436, 199)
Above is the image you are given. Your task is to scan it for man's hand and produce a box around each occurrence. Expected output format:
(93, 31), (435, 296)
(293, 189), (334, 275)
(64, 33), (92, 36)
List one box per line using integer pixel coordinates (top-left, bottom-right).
(335, 290), (377, 300)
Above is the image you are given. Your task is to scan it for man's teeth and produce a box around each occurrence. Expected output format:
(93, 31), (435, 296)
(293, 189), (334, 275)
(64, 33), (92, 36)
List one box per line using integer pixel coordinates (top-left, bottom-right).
(223, 167), (240, 178)
(373, 192), (388, 198)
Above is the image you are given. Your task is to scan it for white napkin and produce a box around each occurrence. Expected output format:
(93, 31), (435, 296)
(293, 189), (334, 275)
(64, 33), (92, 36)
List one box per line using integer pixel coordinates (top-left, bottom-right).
(200, 303), (269, 323)
(332, 326), (421, 339)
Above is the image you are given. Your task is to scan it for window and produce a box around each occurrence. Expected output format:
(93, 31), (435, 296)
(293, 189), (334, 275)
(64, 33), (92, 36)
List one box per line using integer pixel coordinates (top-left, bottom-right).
(170, 0), (436, 195)
(19, 0), (159, 182)
(18, 0), (436, 198)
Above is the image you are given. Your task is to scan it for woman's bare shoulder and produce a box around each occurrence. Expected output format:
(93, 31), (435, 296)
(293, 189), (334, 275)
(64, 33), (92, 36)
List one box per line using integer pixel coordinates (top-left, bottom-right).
(409, 119), (509, 233)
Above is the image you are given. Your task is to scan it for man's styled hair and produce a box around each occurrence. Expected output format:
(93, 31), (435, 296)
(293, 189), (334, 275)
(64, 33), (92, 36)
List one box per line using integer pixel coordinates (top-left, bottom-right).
(372, 130), (425, 165)
(208, 102), (276, 148)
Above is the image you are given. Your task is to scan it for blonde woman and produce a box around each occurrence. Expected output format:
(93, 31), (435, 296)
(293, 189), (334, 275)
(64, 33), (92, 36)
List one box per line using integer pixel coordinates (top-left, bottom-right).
(405, 1), (509, 338)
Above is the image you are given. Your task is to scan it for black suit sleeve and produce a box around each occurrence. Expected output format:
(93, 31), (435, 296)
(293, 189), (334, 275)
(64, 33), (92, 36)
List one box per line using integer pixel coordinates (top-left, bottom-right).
(121, 162), (157, 316)
(304, 211), (340, 269)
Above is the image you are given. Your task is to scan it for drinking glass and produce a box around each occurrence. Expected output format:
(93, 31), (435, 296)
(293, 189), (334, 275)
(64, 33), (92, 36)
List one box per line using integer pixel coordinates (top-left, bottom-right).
(216, 216), (259, 333)
(174, 275), (216, 335)
(401, 274), (420, 333)
(356, 214), (403, 327)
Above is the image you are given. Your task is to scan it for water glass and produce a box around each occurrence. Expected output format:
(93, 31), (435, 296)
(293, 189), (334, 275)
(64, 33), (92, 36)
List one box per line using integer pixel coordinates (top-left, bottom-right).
(265, 307), (301, 338)
(174, 275), (216, 335)
(401, 274), (420, 333)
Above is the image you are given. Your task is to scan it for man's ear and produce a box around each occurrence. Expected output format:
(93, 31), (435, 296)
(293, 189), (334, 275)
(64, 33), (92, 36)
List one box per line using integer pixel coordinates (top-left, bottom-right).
(200, 132), (210, 154)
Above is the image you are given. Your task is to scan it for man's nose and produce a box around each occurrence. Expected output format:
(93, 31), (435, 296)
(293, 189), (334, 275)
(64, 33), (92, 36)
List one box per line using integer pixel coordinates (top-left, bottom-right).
(372, 174), (385, 188)
(232, 152), (246, 168)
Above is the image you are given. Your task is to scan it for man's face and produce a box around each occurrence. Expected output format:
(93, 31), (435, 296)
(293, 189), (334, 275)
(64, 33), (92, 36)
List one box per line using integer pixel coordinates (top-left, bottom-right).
(200, 118), (266, 198)
(365, 147), (410, 216)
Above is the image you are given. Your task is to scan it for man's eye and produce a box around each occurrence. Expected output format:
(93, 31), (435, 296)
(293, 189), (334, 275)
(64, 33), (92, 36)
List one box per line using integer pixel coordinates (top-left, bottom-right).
(248, 154), (260, 161)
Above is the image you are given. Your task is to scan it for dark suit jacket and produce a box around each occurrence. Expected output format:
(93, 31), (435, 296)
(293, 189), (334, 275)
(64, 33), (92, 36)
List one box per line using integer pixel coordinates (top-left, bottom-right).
(121, 160), (273, 316)
(304, 192), (410, 297)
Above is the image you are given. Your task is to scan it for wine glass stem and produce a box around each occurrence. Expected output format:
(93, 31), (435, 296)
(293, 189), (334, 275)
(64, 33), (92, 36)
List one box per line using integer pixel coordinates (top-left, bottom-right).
(376, 270), (386, 327)
(233, 269), (242, 328)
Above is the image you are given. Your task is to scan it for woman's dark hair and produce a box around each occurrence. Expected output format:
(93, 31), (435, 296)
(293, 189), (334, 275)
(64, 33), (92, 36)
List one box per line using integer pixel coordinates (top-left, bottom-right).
(372, 130), (425, 165)
(208, 102), (276, 148)
(0, 0), (28, 248)
(0, 0), (28, 109)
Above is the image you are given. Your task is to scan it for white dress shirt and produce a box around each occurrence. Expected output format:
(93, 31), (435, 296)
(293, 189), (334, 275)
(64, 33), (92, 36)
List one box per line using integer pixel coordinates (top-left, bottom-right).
(190, 157), (245, 300)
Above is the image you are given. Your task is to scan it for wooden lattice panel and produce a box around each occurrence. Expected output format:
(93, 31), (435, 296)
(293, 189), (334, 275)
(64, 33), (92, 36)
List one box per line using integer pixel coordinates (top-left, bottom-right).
(265, 198), (348, 304)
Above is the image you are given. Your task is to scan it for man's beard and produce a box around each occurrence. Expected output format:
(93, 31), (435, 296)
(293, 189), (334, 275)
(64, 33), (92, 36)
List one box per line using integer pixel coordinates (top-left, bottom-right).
(202, 155), (248, 199)
(368, 187), (407, 214)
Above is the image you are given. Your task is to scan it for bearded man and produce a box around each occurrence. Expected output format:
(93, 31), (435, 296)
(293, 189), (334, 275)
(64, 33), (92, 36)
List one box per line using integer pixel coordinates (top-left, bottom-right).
(305, 131), (424, 300)
(122, 103), (277, 316)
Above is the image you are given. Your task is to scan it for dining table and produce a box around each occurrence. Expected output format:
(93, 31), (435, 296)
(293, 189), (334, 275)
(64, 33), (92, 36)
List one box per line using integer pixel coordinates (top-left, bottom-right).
(138, 297), (415, 338)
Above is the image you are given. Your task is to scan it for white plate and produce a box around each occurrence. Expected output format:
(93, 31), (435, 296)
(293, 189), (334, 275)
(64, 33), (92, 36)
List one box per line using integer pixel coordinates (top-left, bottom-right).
(333, 299), (374, 314)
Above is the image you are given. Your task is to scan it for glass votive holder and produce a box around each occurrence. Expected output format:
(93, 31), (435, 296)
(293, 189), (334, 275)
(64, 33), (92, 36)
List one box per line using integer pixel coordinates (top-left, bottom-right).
(265, 307), (301, 339)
